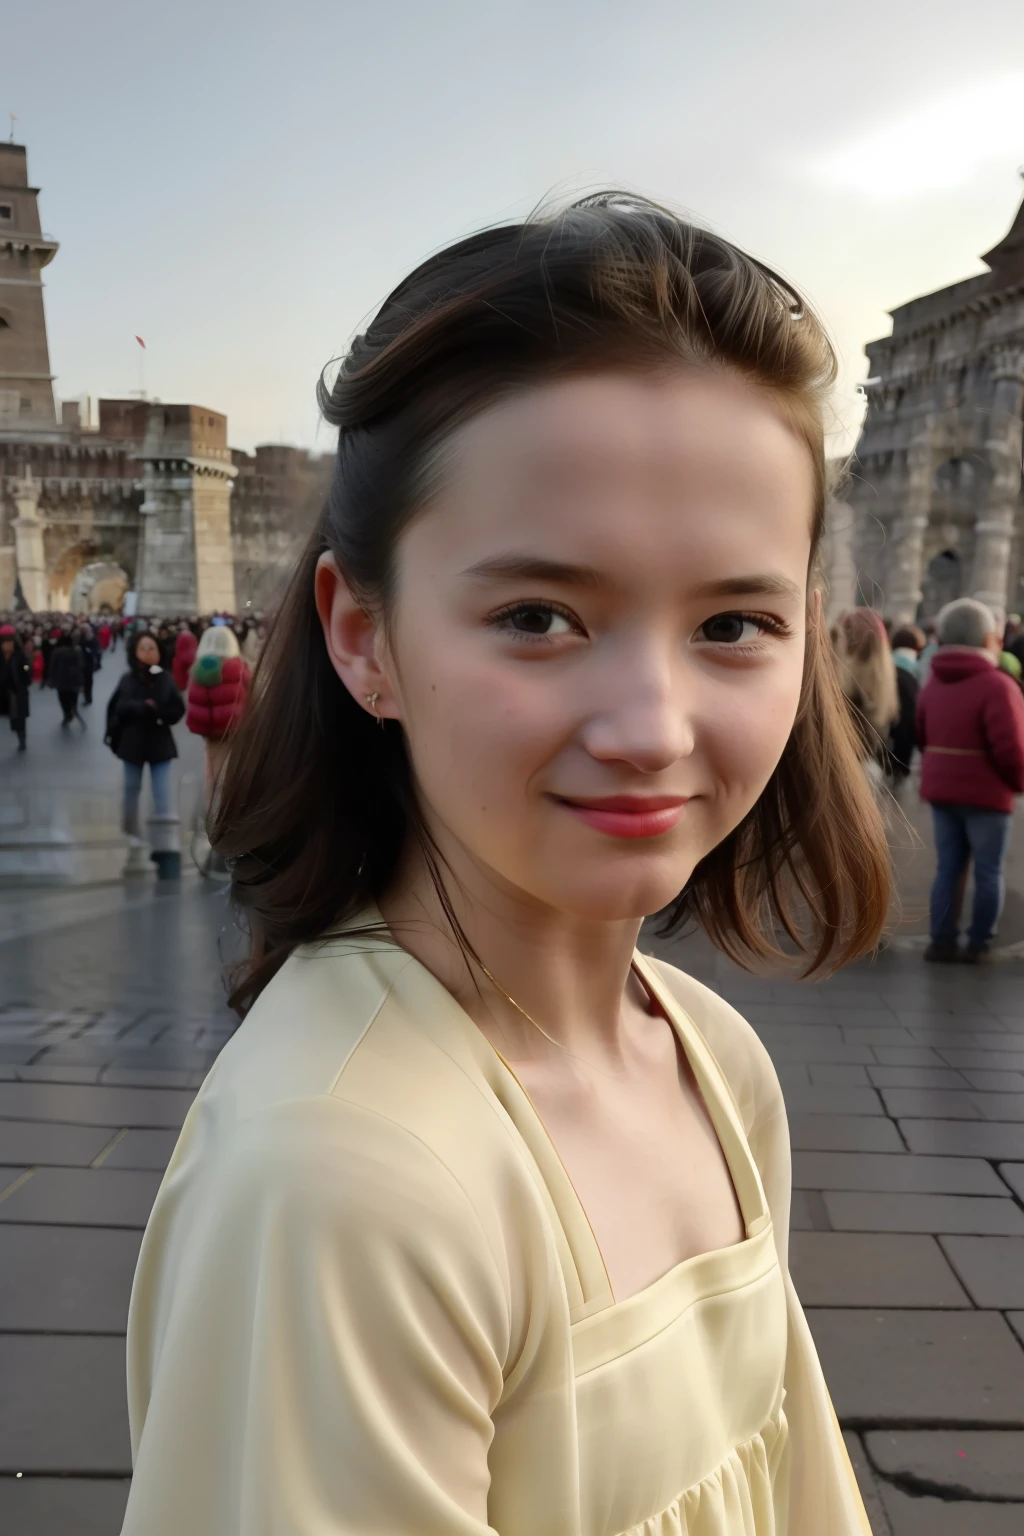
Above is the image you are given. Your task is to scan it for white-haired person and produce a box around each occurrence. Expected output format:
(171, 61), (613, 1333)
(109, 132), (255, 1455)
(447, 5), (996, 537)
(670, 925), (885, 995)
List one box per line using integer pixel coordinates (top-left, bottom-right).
(917, 597), (1024, 962)
(185, 623), (251, 804)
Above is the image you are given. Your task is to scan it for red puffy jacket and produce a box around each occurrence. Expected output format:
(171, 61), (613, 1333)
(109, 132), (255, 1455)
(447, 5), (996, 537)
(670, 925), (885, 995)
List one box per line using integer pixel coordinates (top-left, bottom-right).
(172, 631), (198, 692)
(185, 655), (250, 740)
(916, 648), (1024, 812)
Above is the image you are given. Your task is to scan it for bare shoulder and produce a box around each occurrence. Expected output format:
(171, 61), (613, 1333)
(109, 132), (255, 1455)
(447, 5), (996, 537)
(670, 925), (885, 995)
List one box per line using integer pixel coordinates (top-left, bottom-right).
(643, 955), (783, 1134)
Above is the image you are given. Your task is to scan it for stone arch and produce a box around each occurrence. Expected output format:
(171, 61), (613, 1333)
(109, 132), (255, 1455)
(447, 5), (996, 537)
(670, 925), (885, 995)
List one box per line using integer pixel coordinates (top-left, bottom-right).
(47, 540), (98, 610)
(919, 548), (963, 620)
(69, 560), (130, 614)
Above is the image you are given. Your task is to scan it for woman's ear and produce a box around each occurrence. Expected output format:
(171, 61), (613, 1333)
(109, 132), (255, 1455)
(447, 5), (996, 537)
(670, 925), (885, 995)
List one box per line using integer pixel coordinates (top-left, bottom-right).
(314, 553), (396, 723)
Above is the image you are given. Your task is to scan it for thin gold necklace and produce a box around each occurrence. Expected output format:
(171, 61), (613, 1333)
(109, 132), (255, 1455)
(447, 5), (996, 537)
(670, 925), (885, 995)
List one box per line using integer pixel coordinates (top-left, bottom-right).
(474, 957), (643, 1083)
(474, 957), (569, 1055)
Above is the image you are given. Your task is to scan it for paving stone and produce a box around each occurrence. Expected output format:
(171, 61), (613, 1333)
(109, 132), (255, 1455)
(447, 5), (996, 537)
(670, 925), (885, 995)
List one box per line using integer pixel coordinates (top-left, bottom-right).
(0, 1224), (141, 1331)
(870, 1047), (946, 1066)
(974, 1093), (1024, 1121)
(775, 1064), (811, 1090)
(0, 1166), (162, 1227)
(937, 1049), (1024, 1071)
(822, 1192), (1024, 1235)
(99, 1127), (180, 1170)
(900, 1120), (1024, 1158)
(0, 1336), (131, 1472)
(938, 1236), (1024, 1307)
(865, 1066), (969, 1089)
(0, 1166), (26, 1197)
(787, 1114), (904, 1151)
(807, 1309), (1024, 1423)
(0, 1478), (131, 1536)
(999, 1164), (1024, 1199)
(791, 1151), (1009, 1195)
(789, 1189), (825, 1230)
(962, 1069), (1024, 1091)
(879, 1088), (982, 1119)
(807, 1064), (870, 1086)
(779, 1085), (885, 1115)
(839, 1027), (919, 1046)
(13, 1064), (104, 1084)
(0, 1065), (15, 1080)
(877, 1484), (1024, 1535)
(763, 1041), (878, 1065)
(865, 1428), (1024, 1499)
(0, 1081), (195, 1128)
(789, 1233), (968, 1306)
(100, 1066), (204, 1088)
(0, 1120), (113, 1167)
(0, 1045), (38, 1065)
(1008, 1312), (1024, 1347)
(841, 1432), (893, 1536)
(908, 1030), (1024, 1051)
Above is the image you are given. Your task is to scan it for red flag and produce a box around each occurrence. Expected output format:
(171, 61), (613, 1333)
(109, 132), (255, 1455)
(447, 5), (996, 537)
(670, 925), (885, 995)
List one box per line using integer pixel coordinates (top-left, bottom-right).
(135, 335), (146, 349)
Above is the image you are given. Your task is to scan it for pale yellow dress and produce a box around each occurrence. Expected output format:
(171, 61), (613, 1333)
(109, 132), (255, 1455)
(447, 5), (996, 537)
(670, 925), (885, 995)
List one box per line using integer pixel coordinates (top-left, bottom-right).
(122, 922), (870, 1535)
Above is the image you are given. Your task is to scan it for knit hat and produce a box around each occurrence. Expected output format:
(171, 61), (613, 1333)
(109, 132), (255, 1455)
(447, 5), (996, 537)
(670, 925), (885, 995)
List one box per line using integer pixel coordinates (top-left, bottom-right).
(0, 624), (15, 638)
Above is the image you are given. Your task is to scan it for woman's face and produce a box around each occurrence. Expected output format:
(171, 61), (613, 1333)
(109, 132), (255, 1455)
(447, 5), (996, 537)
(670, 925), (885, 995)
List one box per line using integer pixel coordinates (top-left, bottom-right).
(136, 635), (160, 668)
(360, 370), (814, 922)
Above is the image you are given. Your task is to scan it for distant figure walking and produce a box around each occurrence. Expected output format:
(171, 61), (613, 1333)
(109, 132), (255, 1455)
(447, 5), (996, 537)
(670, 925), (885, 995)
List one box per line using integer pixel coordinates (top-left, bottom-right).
(0, 624), (31, 752)
(831, 608), (899, 787)
(887, 624), (925, 785)
(105, 632), (186, 879)
(172, 629), (198, 692)
(186, 624), (251, 802)
(48, 633), (86, 727)
(917, 598), (1024, 962)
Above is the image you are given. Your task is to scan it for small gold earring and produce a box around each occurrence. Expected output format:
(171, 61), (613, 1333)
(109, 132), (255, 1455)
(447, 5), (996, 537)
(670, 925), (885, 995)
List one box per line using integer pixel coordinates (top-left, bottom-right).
(365, 691), (385, 728)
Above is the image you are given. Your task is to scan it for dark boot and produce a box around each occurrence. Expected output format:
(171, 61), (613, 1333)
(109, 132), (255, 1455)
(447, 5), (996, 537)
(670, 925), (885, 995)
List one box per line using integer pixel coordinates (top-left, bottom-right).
(153, 850), (182, 881)
(924, 942), (960, 963)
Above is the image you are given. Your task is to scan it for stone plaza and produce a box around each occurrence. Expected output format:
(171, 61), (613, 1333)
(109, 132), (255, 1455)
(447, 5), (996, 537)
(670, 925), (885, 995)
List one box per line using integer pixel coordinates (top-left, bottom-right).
(1, 673), (1023, 1534)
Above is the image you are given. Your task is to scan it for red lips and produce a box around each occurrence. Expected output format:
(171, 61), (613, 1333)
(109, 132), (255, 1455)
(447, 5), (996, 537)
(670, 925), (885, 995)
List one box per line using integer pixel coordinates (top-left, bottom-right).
(555, 794), (690, 840)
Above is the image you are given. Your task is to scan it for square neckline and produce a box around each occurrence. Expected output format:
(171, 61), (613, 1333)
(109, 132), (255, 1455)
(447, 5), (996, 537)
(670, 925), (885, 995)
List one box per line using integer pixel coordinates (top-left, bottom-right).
(321, 915), (772, 1317)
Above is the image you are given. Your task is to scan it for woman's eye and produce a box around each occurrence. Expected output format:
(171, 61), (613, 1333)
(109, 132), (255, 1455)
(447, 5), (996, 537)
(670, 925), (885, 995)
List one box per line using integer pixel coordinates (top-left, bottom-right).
(495, 603), (579, 639)
(698, 613), (770, 645)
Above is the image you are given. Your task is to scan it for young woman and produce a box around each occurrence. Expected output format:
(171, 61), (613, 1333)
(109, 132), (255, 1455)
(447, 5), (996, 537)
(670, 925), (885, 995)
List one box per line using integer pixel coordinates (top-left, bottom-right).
(124, 195), (888, 1535)
(105, 631), (185, 876)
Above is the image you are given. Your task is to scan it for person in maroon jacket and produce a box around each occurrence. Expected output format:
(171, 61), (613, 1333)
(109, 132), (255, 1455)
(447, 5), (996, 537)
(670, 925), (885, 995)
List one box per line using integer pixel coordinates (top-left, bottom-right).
(186, 624), (251, 801)
(917, 597), (1024, 962)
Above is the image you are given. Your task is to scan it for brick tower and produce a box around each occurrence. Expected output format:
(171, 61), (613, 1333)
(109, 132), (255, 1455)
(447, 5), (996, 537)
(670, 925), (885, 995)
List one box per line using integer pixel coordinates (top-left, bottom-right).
(0, 142), (58, 429)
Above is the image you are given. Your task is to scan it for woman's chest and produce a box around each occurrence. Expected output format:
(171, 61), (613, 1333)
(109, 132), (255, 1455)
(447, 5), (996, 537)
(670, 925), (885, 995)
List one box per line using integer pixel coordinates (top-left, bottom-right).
(522, 1067), (746, 1304)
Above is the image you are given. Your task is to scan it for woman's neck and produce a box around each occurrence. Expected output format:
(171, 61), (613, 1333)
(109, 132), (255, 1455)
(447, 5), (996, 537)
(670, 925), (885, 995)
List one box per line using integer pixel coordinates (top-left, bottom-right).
(378, 836), (650, 1067)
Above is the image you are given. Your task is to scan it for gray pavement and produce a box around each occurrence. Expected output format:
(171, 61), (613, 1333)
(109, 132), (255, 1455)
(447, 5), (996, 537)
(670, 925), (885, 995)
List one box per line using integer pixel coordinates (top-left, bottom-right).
(1, 873), (1023, 1531)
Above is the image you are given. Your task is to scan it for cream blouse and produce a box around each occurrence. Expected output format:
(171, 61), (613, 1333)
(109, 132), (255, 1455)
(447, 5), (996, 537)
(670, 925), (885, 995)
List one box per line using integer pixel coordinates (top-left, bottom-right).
(123, 925), (870, 1535)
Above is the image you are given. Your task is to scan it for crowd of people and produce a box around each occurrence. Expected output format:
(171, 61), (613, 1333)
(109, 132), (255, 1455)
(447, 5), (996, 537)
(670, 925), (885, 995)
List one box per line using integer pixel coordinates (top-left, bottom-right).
(0, 607), (262, 878)
(831, 600), (1024, 962)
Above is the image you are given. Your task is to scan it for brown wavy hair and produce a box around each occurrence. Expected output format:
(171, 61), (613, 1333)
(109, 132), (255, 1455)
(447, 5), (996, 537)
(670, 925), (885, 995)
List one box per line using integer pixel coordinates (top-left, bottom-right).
(213, 192), (891, 1012)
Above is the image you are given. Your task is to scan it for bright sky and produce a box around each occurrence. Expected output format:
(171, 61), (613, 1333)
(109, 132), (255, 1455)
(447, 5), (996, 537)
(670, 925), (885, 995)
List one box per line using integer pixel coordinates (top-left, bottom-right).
(5, 0), (1024, 455)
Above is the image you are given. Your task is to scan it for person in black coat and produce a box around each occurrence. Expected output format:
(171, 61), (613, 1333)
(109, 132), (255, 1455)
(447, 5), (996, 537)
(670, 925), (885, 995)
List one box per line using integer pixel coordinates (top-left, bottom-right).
(48, 633), (86, 727)
(78, 623), (102, 706)
(0, 624), (31, 751)
(887, 624), (922, 786)
(106, 632), (185, 872)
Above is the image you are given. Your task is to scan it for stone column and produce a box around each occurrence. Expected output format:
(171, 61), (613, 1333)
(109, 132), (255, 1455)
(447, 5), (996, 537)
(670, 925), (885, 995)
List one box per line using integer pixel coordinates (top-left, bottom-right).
(972, 344), (1024, 615)
(11, 466), (49, 610)
(887, 414), (937, 623)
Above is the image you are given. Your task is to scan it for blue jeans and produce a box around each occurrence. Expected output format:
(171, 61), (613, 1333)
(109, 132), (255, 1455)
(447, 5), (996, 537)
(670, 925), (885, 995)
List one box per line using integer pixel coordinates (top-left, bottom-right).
(123, 759), (173, 838)
(929, 804), (1013, 950)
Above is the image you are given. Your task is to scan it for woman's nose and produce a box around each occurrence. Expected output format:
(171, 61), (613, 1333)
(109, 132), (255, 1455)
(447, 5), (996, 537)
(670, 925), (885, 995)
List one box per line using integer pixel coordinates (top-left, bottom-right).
(580, 668), (696, 773)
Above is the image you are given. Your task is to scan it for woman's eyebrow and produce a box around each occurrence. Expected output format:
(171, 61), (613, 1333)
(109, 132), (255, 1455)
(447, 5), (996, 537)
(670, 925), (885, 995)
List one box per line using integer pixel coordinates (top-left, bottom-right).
(460, 554), (608, 590)
(690, 574), (803, 602)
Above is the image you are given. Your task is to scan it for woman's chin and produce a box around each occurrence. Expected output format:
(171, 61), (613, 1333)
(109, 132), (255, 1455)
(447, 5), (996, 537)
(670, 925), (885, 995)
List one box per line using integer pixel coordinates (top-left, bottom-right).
(538, 866), (694, 924)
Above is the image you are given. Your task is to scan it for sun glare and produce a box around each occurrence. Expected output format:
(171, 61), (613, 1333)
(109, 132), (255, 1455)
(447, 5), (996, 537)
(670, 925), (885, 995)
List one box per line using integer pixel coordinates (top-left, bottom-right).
(813, 74), (1024, 200)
